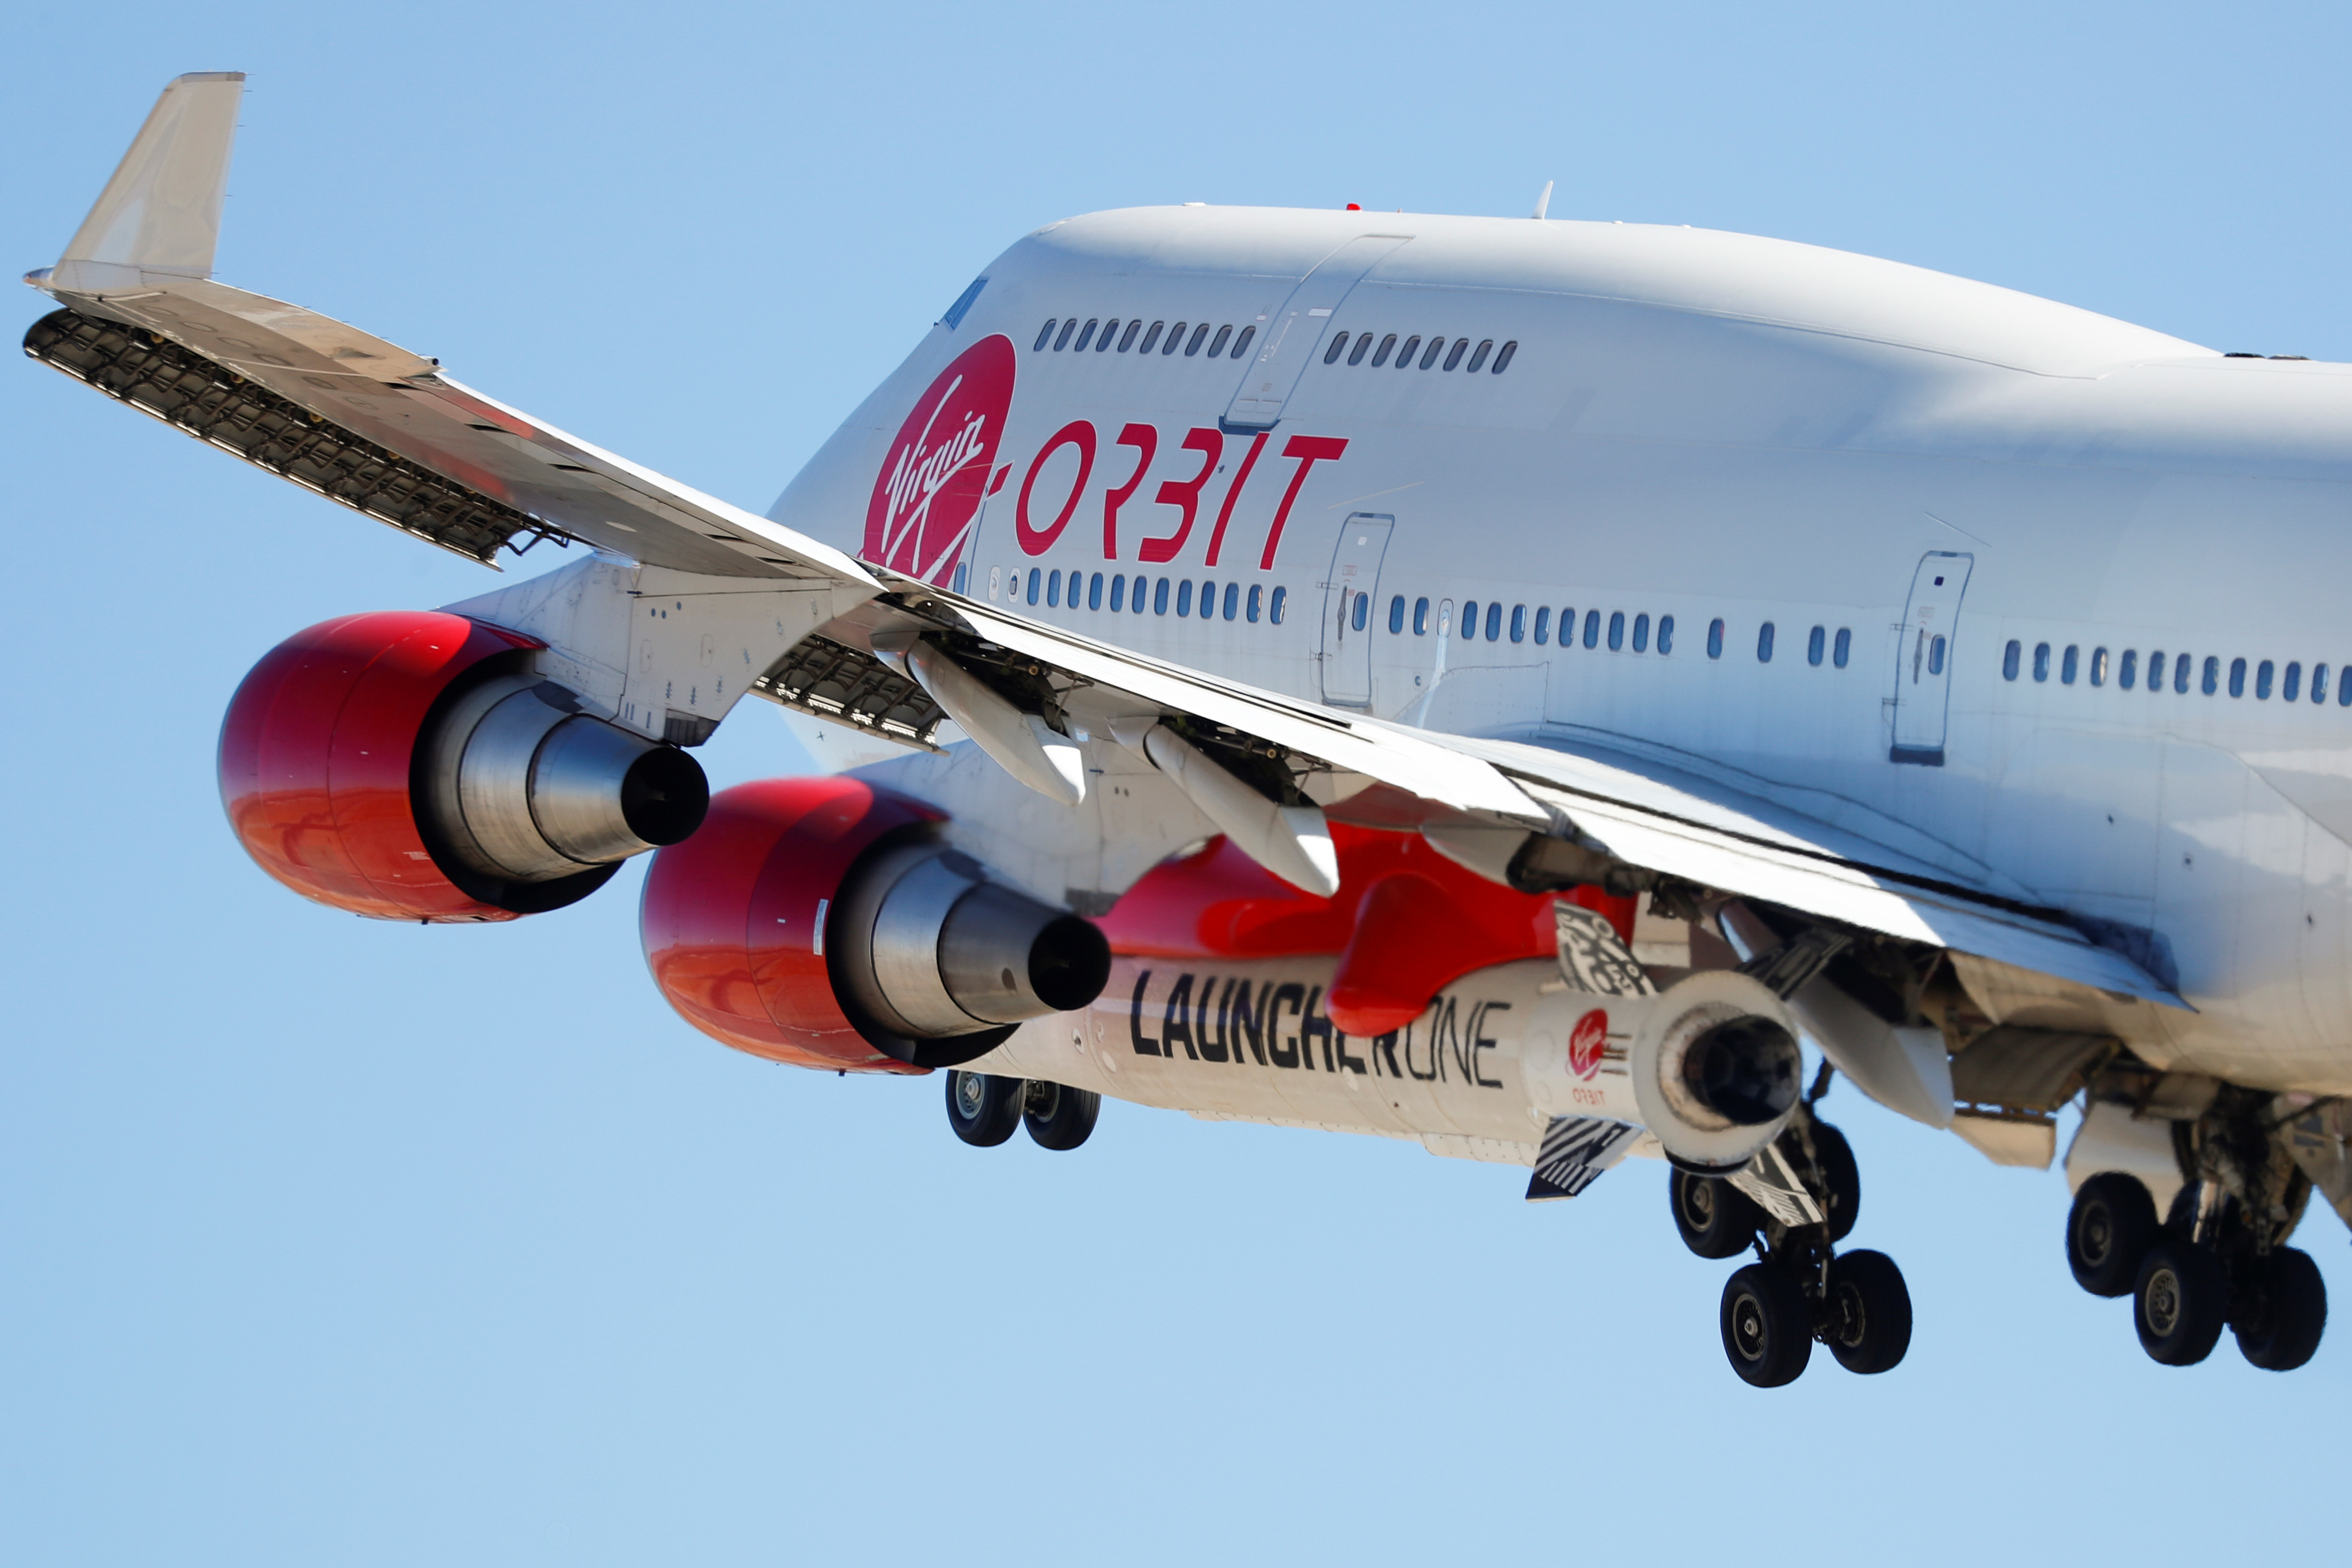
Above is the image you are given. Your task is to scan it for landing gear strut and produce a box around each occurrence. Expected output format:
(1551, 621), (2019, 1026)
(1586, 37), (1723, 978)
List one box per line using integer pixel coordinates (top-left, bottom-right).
(1675, 1106), (1912, 1387)
(2065, 1090), (2328, 1372)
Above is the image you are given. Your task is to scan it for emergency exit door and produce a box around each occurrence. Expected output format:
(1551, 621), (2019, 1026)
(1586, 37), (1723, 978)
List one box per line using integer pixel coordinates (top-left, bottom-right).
(1890, 551), (1974, 766)
(1320, 513), (1394, 707)
(1225, 235), (1407, 429)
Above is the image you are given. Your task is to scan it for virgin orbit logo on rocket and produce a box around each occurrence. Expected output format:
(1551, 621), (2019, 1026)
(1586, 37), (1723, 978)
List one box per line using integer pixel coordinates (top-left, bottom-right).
(863, 334), (1015, 585)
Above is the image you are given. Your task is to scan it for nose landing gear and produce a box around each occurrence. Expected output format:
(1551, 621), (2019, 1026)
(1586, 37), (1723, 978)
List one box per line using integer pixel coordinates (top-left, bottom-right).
(1677, 1109), (1912, 1387)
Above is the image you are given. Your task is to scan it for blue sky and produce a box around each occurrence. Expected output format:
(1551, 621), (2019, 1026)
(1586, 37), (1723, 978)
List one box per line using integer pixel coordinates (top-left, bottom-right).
(2, 3), (2345, 1563)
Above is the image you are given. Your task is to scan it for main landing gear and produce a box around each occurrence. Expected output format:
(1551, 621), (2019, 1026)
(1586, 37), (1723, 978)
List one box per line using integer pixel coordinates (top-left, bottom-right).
(1674, 1110), (1913, 1387)
(2064, 1155), (2328, 1372)
(945, 1071), (1101, 1151)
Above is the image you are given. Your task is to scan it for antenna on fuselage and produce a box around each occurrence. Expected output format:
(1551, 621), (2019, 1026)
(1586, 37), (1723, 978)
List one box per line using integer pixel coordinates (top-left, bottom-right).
(1531, 180), (1554, 220)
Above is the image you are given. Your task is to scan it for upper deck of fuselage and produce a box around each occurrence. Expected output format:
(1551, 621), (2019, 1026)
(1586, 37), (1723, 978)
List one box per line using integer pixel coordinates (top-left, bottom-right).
(969, 205), (2352, 484)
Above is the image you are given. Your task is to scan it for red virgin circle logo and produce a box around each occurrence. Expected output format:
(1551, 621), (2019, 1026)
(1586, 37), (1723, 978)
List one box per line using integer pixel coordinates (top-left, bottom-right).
(1569, 1008), (1608, 1080)
(864, 334), (1016, 585)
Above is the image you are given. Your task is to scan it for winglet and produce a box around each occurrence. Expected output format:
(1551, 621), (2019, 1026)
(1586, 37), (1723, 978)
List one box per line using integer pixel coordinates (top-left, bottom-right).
(41, 72), (245, 296)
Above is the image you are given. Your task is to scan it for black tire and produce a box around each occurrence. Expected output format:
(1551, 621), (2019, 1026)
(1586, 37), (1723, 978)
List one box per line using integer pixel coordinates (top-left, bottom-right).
(2232, 1247), (2327, 1372)
(1809, 1122), (1860, 1243)
(1825, 1249), (1912, 1374)
(1022, 1080), (1101, 1151)
(945, 1071), (1023, 1147)
(2134, 1237), (2229, 1366)
(1720, 1262), (1813, 1387)
(2067, 1173), (2160, 1298)
(1672, 1170), (1763, 1259)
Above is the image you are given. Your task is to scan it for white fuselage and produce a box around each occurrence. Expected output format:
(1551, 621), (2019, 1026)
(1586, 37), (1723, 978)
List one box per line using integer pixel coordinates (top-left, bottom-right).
(774, 206), (2352, 1097)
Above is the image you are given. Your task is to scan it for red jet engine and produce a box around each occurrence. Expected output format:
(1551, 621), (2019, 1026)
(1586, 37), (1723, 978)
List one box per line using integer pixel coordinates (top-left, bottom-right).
(220, 611), (709, 920)
(641, 777), (1112, 1073)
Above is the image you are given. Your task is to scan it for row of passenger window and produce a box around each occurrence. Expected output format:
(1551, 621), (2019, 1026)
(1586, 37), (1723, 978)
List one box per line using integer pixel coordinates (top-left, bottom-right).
(992, 564), (1291, 624)
(2001, 640), (2352, 705)
(1379, 597), (1858, 669)
(1033, 317), (1256, 360)
(1322, 332), (1517, 374)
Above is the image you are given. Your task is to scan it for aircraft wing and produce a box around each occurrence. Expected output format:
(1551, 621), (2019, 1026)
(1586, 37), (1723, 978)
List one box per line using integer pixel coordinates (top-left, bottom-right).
(24, 74), (2180, 1013)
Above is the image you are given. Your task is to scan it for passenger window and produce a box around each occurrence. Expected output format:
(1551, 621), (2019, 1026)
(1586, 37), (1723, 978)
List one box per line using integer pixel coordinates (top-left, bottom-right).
(1658, 615), (1675, 655)
(1608, 611), (1625, 650)
(1097, 320), (1120, 352)
(1371, 333), (1398, 367)
(2091, 648), (2108, 686)
(2175, 655), (2190, 694)
(1207, 325), (1232, 357)
(1466, 340), (1494, 372)
(2229, 657), (2246, 697)
(1758, 622), (1776, 662)
(1074, 319), (1099, 352)
(988, 565), (1002, 601)
(2285, 661), (2302, 702)
(1486, 603), (1502, 640)
(1113, 321), (1139, 353)
(1633, 613), (1650, 653)
(1110, 574), (1125, 612)
(1177, 580), (1194, 616)
(1491, 341), (1518, 373)
(1443, 338), (1469, 371)
(1349, 334), (1374, 366)
(1027, 568), (1042, 605)
(1585, 610), (1601, 649)
(1832, 627), (1848, 668)
(1348, 591), (1365, 630)
(1226, 583), (1241, 621)
(2003, 639), (2020, 680)
(1186, 324), (1212, 356)
(1230, 326), (1256, 359)
(1535, 607), (1551, 645)
(1388, 594), (1405, 633)
(2117, 649), (2134, 688)
(1395, 335), (1422, 368)
(1414, 596), (1430, 635)
(2062, 645), (2080, 685)
(1139, 322), (1164, 354)
(1034, 320), (1058, 351)
(2339, 665), (2352, 705)
(1247, 584), (1262, 623)
(1707, 618), (1725, 659)
(2147, 651), (2164, 691)
(1418, 337), (1445, 369)
(1325, 333), (1350, 365)
(1154, 577), (1170, 614)
(2257, 659), (2275, 699)
(1271, 585), (1288, 624)
(1089, 572), (1104, 610)
(1462, 600), (1479, 640)
(1814, 626), (1830, 668)
(1200, 578), (1216, 614)
(2314, 664), (2329, 704)
(2032, 642), (2050, 682)
(1510, 604), (1527, 642)
(2202, 655), (2218, 694)
(1163, 323), (1188, 356)
(1055, 319), (1078, 351)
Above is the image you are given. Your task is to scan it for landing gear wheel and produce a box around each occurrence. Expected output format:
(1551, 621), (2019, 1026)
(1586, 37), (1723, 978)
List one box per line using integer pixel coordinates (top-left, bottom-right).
(2134, 1238), (2229, 1366)
(1022, 1080), (1101, 1151)
(945, 1071), (1023, 1147)
(2066, 1173), (2160, 1297)
(1720, 1263), (1813, 1387)
(1809, 1121), (1860, 1243)
(2232, 1247), (2327, 1372)
(1825, 1249), (1912, 1374)
(1672, 1170), (1764, 1259)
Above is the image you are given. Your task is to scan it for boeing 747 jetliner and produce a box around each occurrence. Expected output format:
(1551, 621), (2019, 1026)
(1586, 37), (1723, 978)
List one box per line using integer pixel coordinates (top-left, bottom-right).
(27, 74), (2349, 1384)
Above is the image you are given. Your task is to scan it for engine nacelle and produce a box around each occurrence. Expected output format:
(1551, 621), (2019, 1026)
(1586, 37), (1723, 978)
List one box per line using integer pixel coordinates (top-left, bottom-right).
(640, 777), (1111, 1072)
(219, 611), (708, 921)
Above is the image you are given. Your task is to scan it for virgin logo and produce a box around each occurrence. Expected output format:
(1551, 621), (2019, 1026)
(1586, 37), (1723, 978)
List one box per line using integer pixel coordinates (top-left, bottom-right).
(863, 334), (1016, 585)
(1569, 1008), (1608, 1080)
